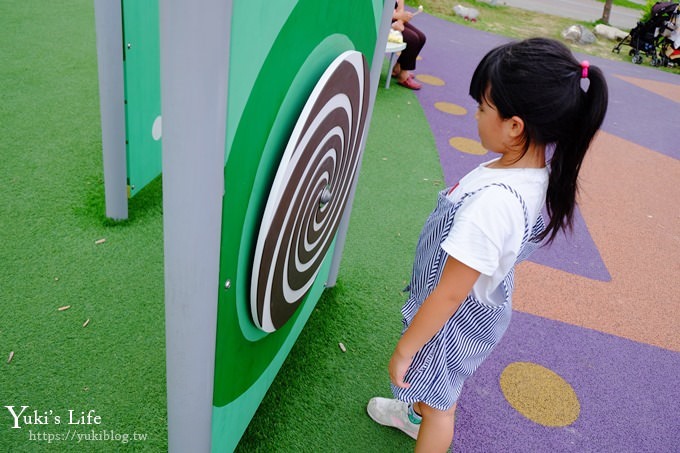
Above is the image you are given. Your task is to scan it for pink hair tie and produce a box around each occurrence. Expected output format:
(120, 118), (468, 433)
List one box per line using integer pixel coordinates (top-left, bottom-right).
(580, 60), (590, 79)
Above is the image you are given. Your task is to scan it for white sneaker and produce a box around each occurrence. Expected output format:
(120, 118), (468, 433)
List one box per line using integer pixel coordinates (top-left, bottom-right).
(367, 397), (420, 440)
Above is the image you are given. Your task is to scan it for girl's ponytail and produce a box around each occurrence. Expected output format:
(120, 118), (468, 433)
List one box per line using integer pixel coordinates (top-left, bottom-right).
(541, 63), (608, 244)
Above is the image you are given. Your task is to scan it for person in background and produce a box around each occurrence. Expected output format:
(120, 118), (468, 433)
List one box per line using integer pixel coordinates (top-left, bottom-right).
(392, 0), (427, 90)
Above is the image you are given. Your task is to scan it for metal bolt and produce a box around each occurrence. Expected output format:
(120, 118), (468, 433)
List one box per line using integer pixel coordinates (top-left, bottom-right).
(224, 279), (231, 289)
(319, 186), (332, 206)
(127, 43), (132, 49)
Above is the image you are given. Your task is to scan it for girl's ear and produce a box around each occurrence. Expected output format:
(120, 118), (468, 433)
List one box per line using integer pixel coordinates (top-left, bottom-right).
(508, 115), (525, 138)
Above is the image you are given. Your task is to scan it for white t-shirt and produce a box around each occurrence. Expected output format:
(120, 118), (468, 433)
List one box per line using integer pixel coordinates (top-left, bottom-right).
(441, 158), (549, 306)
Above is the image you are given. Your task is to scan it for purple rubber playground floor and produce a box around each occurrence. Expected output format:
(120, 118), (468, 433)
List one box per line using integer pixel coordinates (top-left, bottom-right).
(402, 12), (680, 452)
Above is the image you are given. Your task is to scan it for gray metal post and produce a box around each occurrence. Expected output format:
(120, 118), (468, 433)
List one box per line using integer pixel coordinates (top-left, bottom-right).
(160, 1), (232, 451)
(93, 0), (128, 220)
(326, 0), (394, 287)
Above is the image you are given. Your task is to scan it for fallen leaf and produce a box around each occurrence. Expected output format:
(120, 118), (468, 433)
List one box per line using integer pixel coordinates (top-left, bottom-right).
(95, 238), (106, 245)
(58, 305), (71, 311)
(7, 351), (14, 364)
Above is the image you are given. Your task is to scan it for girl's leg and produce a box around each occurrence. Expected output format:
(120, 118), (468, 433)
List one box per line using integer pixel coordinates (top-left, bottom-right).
(414, 401), (456, 453)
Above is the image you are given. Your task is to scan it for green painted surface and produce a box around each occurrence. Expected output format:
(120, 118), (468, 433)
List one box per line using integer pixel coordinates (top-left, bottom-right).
(214, 0), (378, 406)
(212, 0), (386, 450)
(225, 0), (298, 158)
(211, 248), (334, 452)
(122, 0), (161, 197)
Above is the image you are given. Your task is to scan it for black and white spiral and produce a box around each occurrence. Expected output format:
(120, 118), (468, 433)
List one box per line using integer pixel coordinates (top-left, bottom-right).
(251, 51), (369, 332)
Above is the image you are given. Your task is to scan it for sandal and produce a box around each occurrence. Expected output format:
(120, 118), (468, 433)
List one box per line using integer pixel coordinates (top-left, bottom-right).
(397, 76), (421, 90)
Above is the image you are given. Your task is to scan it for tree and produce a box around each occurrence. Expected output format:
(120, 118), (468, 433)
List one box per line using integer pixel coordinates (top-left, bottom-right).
(601, 0), (613, 24)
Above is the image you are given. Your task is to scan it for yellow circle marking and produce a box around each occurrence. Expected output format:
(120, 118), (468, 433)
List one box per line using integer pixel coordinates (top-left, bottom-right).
(448, 137), (487, 155)
(415, 74), (445, 86)
(435, 102), (467, 116)
(500, 362), (580, 427)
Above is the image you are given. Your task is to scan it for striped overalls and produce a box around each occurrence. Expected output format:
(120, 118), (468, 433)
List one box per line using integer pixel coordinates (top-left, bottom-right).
(392, 184), (544, 410)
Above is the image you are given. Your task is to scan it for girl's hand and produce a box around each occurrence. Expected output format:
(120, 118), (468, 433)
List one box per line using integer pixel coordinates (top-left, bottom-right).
(388, 347), (413, 389)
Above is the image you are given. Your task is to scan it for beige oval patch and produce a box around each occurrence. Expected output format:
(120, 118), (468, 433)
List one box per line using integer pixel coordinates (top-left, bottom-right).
(500, 362), (580, 427)
(415, 74), (445, 86)
(448, 137), (487, 155)
(435, 102), (467, 116)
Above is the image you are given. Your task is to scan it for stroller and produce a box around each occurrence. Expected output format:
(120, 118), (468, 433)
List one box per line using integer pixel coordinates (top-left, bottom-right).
(613, 1), (679, 66)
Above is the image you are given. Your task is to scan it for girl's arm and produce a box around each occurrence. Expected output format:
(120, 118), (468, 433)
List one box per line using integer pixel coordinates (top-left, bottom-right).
(389, 256), (480, 388)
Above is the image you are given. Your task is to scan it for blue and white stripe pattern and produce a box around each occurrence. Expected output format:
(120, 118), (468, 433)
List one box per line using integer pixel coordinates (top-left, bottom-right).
(393, 184), (544, 410)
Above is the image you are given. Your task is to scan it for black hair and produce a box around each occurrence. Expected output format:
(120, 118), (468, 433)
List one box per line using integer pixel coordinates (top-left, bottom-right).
(469, 37), (608, 244)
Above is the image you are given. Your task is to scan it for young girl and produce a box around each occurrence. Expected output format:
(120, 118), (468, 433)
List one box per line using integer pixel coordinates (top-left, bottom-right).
(367, 37), (608, 451)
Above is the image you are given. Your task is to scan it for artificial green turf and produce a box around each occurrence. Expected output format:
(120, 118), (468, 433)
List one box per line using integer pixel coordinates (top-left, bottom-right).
(1, 2), (444, 452)
(1, 1), (166, 450)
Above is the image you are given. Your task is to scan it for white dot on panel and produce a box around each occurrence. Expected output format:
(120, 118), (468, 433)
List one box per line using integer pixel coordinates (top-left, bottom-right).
(152, 116), (162, 141)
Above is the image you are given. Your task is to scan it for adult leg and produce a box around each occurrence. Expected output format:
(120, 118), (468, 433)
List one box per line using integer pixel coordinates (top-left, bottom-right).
(397, 22), (427, 71)
(395, 22), (426, 88)
(392, 62), (401, 77)
(414, 401), (456, 453)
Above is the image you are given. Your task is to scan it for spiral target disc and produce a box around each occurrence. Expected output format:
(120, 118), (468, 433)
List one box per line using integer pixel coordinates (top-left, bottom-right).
(251, 50), (369, 332)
